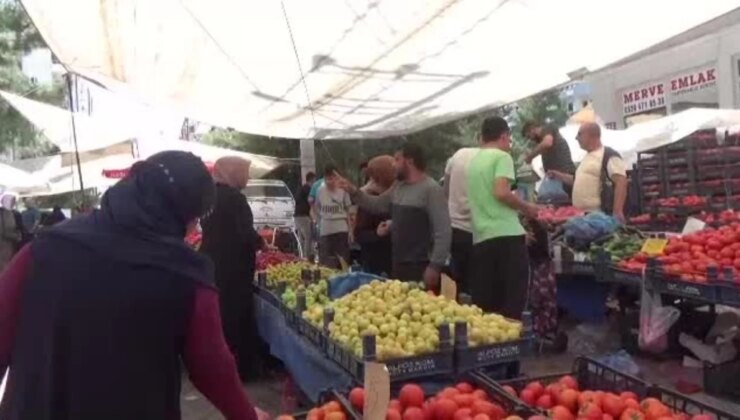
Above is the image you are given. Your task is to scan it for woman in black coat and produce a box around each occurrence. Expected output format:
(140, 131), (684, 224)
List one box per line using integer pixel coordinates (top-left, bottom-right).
(200, 157), (265, 382)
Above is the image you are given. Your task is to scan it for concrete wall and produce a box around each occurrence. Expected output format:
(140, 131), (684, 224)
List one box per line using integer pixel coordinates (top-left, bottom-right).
(587, 21), (740, 128)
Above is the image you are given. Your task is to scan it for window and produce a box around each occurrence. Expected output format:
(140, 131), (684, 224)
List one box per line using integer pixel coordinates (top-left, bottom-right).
(243, 185), (292, 199)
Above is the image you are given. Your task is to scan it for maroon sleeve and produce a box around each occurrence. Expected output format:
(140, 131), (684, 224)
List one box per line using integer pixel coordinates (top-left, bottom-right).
(0, 245), (32, 376)
(184, 287), (258, 420)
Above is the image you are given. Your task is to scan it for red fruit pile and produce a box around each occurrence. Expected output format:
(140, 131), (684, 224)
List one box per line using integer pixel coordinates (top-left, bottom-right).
(256, 250), (299, 271)
(349, 382), (521, 420)
(656, 196), (706, 208)
(618, 223), (740, 284)
(509, 376), (714, 420)
(300, 400), (350, 420)
(538, 207), (584, 224)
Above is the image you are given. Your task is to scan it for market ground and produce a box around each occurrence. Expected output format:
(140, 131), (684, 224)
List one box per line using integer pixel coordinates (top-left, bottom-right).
(180, 352), (740, 419)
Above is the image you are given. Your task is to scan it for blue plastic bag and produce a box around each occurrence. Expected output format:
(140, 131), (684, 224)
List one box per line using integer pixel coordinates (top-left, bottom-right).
(537, 177), (569, 204)
(328, 272), (385, 299)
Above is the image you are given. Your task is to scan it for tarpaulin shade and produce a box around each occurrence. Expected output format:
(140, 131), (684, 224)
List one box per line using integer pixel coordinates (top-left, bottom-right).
(20, 0), (740, 140)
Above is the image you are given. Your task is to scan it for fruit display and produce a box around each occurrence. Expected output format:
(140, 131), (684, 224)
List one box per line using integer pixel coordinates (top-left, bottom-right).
(278, 395), (358, 420)
(265, 261), (338, 288)
(655, 195), (706, 208)
(282, 279), (330, 310)
(538, 207), (584, 224)
(257, 250), (300, 271)
(616, 223), (740, 282)
(307, 280), (521, 361)
(500, 374), (722, 420)
(347, 381), (528, 420)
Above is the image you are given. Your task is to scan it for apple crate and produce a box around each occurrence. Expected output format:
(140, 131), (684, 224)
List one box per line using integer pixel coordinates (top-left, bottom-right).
(453, 318), (530, 374)
(325, 325), (455, 383)
(255, 272), (286, 308)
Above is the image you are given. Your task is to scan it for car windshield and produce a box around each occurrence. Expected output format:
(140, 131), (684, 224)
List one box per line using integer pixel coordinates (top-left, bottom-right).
(243, 185), (292, 199)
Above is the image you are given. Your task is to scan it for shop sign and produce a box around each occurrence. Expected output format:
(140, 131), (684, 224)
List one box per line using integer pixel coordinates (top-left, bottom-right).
(622, 82), (665, 116)
(670, 67), (717, 96)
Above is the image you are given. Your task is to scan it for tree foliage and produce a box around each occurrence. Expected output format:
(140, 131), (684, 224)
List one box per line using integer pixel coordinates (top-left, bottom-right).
(203, 90), (567, 190)
(0, 0), (65, 159)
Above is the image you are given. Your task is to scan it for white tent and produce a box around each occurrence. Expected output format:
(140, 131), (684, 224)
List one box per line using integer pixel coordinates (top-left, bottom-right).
(20, 0), (740, 140)
(0, 161), (50, 194)
(630, 108), (740, 152)
(0, 90), (138, 153)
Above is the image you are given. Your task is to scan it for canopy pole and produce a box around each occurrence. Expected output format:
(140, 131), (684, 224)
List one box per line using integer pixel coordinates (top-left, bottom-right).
(65, 73), (85, 194)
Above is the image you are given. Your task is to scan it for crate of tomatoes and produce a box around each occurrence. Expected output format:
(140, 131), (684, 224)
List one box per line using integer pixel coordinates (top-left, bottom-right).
(277, 389), (360, 420)
(485, 357), (738, 420)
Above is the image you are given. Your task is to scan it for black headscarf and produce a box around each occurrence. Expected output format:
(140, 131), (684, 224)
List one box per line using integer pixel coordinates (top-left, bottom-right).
(39, 151), (216, 282)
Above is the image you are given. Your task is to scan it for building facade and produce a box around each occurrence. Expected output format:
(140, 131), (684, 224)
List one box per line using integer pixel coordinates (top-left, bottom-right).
(587, 8), (740, 129)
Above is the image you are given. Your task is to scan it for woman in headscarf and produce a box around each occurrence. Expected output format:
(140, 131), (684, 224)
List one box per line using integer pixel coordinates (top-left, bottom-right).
(45, 206), (67, 226)
(0, 151), (267, 419)
(353, 155), (395, 276)
(200, 156), (265, 382)
(0, 195), (20, 272)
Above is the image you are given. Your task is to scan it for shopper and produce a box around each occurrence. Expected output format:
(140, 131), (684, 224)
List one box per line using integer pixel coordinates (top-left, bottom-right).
(201, 156), (266, 382)
(547, 122), (628, 222)
(444, 146), (479, 294)
(0, 151), (266, 420)
(0, 195), (20, 272)
(467, 117), (538, 319)
(316, 165), (353, 269)
(354, 155), (394, 276)
(43, 205), (67, 227)
(20, 199), (41, 235)
(294, 171), (316, 259)
(338, 143), (451, 287)
(522, 120), (576, 196)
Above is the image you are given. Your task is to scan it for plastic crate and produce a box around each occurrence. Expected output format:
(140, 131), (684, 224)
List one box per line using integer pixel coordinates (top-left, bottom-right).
(452, 319), (530, 373)
(648, 386), (739, 420)
(297, 316), (327, 349)
(289, 389), (361, 420)
(497, 356), (651, 398)
(716, 282), (740, 307)
(646, 267), (718, 303)
(602, 265), (643, 287)
(325, 331), (455, 383)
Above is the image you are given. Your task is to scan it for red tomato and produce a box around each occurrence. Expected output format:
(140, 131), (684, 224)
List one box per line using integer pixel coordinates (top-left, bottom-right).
(721, 248), (735, 258)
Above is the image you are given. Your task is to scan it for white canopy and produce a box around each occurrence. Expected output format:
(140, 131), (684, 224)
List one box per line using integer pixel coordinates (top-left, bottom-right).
(0, 90), (138, 153)
(0, 161), (50, 194)
(20, 0), (740, 140)
(631, 108), (740, 153)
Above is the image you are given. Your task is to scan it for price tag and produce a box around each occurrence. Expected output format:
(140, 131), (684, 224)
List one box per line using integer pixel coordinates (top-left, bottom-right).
(440, 274), (457, 300)
(641, 238), (668, 256)
(363, 362), (390, 420)
(682, 217), (707, 235)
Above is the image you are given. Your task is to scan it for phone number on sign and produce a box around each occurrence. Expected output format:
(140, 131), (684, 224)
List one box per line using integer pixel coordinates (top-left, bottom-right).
(624, 97), (665, 115)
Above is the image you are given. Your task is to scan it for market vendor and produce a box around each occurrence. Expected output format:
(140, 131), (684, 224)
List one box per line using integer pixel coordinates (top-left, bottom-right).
(337, 143), (451, 287)
(522, 120), (576, 196)
(547, 122), (628, 222)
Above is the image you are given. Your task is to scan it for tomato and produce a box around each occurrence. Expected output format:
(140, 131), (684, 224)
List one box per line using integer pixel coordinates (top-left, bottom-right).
(707, 249), (720, 259)
(721, 258), (734, 268)
(619, 408), (645, 420)
(689, 245), (704, 253)
(706, 239), (722, 250)
(720, 248), (735, 258)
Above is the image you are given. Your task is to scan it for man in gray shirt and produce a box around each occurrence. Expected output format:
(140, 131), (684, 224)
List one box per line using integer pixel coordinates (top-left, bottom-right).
(337, 144), (451, 288)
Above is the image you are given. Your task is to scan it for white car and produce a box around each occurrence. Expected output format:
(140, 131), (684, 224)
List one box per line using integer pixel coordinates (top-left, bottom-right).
(242, 179), (296, 227)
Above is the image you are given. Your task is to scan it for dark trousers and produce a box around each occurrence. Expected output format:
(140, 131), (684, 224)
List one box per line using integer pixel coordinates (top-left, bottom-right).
(319, 232), (349, 269)
(450, 228), (473, 294)
(392, 261), (428, 282)
(470, 235), (530, 320)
